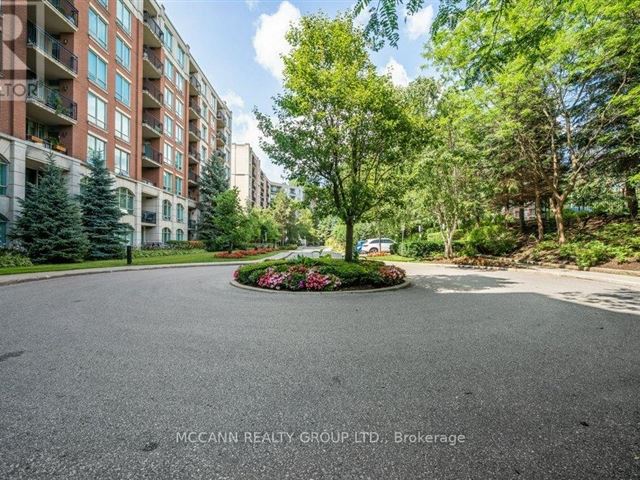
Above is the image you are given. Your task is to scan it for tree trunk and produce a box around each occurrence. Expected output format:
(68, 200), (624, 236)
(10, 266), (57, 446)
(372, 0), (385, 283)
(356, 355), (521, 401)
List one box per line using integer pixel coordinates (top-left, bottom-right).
(443, 229), (454, 259)
(518, 207), (526, 234)
(535, 190), (544, 241)
(624, 179), (638, 218)
(551, 197), (566, 244)
(344, 218), (355, 262)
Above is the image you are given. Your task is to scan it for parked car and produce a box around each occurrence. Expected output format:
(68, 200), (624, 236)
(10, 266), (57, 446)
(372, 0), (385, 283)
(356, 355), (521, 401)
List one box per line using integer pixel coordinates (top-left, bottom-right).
(359, 237), (395, 254)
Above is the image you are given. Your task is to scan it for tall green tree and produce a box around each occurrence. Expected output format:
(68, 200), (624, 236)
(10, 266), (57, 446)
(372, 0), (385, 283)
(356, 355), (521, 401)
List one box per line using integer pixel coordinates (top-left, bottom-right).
(11, 157), (89, 263)
(211, 188), (247, 252)
(78, 155), (127, 259)
(257, 14), (423, 261)
(198, 154), (229, 250)
(270, 191), (297, 245)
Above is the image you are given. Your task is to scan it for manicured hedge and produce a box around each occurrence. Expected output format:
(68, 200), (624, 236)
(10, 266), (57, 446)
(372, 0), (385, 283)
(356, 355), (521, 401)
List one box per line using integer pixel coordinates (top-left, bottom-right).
(234, 257), (406, 291)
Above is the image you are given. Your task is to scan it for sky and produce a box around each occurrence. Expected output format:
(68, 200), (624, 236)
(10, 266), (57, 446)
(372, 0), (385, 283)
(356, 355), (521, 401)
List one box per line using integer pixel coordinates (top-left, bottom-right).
(163, 0), (438, 182)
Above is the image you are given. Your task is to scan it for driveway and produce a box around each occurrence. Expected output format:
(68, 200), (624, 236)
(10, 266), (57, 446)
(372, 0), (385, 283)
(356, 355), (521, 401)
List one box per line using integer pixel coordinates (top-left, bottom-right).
(0, 264), (638, 479)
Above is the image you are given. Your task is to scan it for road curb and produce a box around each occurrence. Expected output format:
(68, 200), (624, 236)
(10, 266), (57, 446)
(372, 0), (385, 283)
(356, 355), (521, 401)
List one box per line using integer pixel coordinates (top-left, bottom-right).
(0, 253), (297, 287)
(229, 279), (412, 294)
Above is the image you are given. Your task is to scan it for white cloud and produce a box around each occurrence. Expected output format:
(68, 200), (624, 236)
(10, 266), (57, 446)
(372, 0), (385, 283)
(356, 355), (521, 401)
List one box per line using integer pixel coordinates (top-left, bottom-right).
(382, 57), (411, 87)
(253, 1), (301, 81)
(222, 90), (245, 110)
(232, 111), (285, 182)
(245, 0), (259, 10)
(406, 5), (434, 40)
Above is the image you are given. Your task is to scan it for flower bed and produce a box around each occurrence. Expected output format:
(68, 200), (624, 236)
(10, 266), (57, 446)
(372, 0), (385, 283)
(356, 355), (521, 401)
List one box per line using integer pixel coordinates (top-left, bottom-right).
(234, 257), (406, 292)
(214, 247), (276, 259)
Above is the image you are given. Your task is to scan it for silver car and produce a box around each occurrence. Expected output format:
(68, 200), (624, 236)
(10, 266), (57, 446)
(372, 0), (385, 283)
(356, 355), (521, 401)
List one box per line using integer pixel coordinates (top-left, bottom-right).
(361, 237), (395, 254)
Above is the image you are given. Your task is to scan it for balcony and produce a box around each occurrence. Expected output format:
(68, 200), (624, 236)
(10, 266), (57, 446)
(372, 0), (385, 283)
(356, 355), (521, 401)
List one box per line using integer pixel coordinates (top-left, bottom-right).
(142, 47), (163, 79)
(189, 74), (201, 95)
(188, 171), (199, 184)
(142, 79), (163, 108)
(216, 111), (228, 128)
(188, 220), (197, 230)
(142, 111), (162, 138)
(26, 22), (78, 79)
(188, 149), (201, 165)
(141, 210), (157, 225)
(216, 133), (227, 148)
(188, 122), (200, 143)
(28, 0), (78, 34)
(143, 12), (164, 48)
(189, 98), (201, 120)
(26, 82), (77, 125)
(142, 143), (163, 168)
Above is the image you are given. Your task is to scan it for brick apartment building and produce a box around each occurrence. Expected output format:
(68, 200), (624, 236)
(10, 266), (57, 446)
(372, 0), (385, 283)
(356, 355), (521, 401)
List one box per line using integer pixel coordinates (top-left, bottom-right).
(0, 0), (232, 245)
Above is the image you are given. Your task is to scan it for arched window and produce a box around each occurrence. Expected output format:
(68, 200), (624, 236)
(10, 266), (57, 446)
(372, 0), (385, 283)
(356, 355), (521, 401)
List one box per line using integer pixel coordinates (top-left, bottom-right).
(162, 227), (171, 243)
(0, 156), (8, 195)
(117, 188), (134, 214)
(0, 214), (7, 246)
(176, 229), (184, 241)
(176, 204), (185, 223)
(162, 200), (172, 221)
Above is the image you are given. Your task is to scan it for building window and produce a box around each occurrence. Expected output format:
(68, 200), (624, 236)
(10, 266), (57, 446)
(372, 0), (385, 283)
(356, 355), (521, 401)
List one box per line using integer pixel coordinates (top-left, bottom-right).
(163, 143), (173, 165)
(115, 110), (130, 142)
(88, 9), (108, 49)
(164, 28), (173, 51)
(0, 161), (7, 195)
(176, 99), (184, 118)
(175, 151), (183, 171)
(115, 74), (130, 106)
(117, 187), (134, 214)
(164, 115), (174, 137)
(162, 227), (171, 243)
(177, 47), (185, 68)
(201, 125), (207, 142)
(87, 135), (106, 163)
(96, 0), (108, 9)
(164, 60), (174, 81)
(115, 148), (130, 176)
(176, 203), (185, 222)
(176, 178), (183, 197)
(0, 216), (6, 246)
(176, 229), (185, 241)
(176, 76), (184, 93)
(175, 125), (183, 144)
(164, 87), (173, 110)
(121, 225), (134, 246)
(87, 92), (106, 129)
(162, 200), (172, 221)
(115, 37), (131, 70)
(116, 0), (131, 34)
(201, 146), (207, 161)
(163, 171), (172, 192)
(88, 50), (107, 89)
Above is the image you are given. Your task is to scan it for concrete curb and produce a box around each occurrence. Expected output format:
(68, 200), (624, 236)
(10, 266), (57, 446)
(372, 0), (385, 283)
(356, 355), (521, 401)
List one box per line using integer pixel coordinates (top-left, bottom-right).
(229, 279), (412, 294)
(0, 252), (297, 287)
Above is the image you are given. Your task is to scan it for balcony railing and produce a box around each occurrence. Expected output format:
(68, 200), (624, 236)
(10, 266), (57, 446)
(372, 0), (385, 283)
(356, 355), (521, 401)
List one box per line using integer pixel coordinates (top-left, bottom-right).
(27, 22), (78, 74)
(188, 122), (200, 138)
(27, 81), (77, 120)
(188, 171), (199, 183)
(142, 143), (162, 164)
(143, 12), (164, 41)
(46, 0), (79, 27)
(188, 149), (201, 162)
(189, 98), (201, 116)
(142, 111), (163, 133)
(141, 210), (157, 224)
(188, 220), (197, 230)
(143, 46), (163, 71)
(189, 74), (201, 92)
(142, 79), (163, 104)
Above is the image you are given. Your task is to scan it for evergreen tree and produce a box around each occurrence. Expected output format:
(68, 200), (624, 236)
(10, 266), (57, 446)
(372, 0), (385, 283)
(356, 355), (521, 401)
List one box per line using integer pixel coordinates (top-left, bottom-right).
(197, 154), (229, 250)
(211, 188), (247, 252)
(11, 157), (89, 263)
(78, 154), (127, 259)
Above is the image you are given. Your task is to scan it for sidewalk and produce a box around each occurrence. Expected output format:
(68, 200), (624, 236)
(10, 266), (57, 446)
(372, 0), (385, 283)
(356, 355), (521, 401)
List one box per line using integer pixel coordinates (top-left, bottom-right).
(0, 251), (299, 287)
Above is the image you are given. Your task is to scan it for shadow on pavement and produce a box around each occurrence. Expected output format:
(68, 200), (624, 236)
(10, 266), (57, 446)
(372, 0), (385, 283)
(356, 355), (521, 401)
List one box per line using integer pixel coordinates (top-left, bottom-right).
(558, 289), (640, 314)
(410, 274), (518, 292)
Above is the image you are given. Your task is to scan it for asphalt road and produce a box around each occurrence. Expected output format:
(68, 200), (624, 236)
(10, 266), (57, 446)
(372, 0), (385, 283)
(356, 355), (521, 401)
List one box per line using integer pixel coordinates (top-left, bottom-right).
(0, 263), (639, 479)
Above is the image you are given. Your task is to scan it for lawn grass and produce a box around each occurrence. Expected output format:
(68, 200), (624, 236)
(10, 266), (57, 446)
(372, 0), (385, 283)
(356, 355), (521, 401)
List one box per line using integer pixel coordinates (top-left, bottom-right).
(0, 250), (280, 276)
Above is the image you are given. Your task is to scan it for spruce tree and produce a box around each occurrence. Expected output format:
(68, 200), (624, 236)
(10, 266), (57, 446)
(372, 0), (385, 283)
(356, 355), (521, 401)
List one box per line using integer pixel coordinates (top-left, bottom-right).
(197, 153), (229, 251)
(78, 154), (127, 259)
(11, 157), (89, 263)
(211, 188), (247, 252)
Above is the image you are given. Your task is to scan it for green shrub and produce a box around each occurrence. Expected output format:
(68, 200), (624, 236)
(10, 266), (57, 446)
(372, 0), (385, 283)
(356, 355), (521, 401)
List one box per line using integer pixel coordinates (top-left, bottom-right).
(0, 249), (33, 268)
(133, 248), (207, 258)
(166, 240), (204, 250)
(463, 224), (518, 256)
(397, 239), (443, 258)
